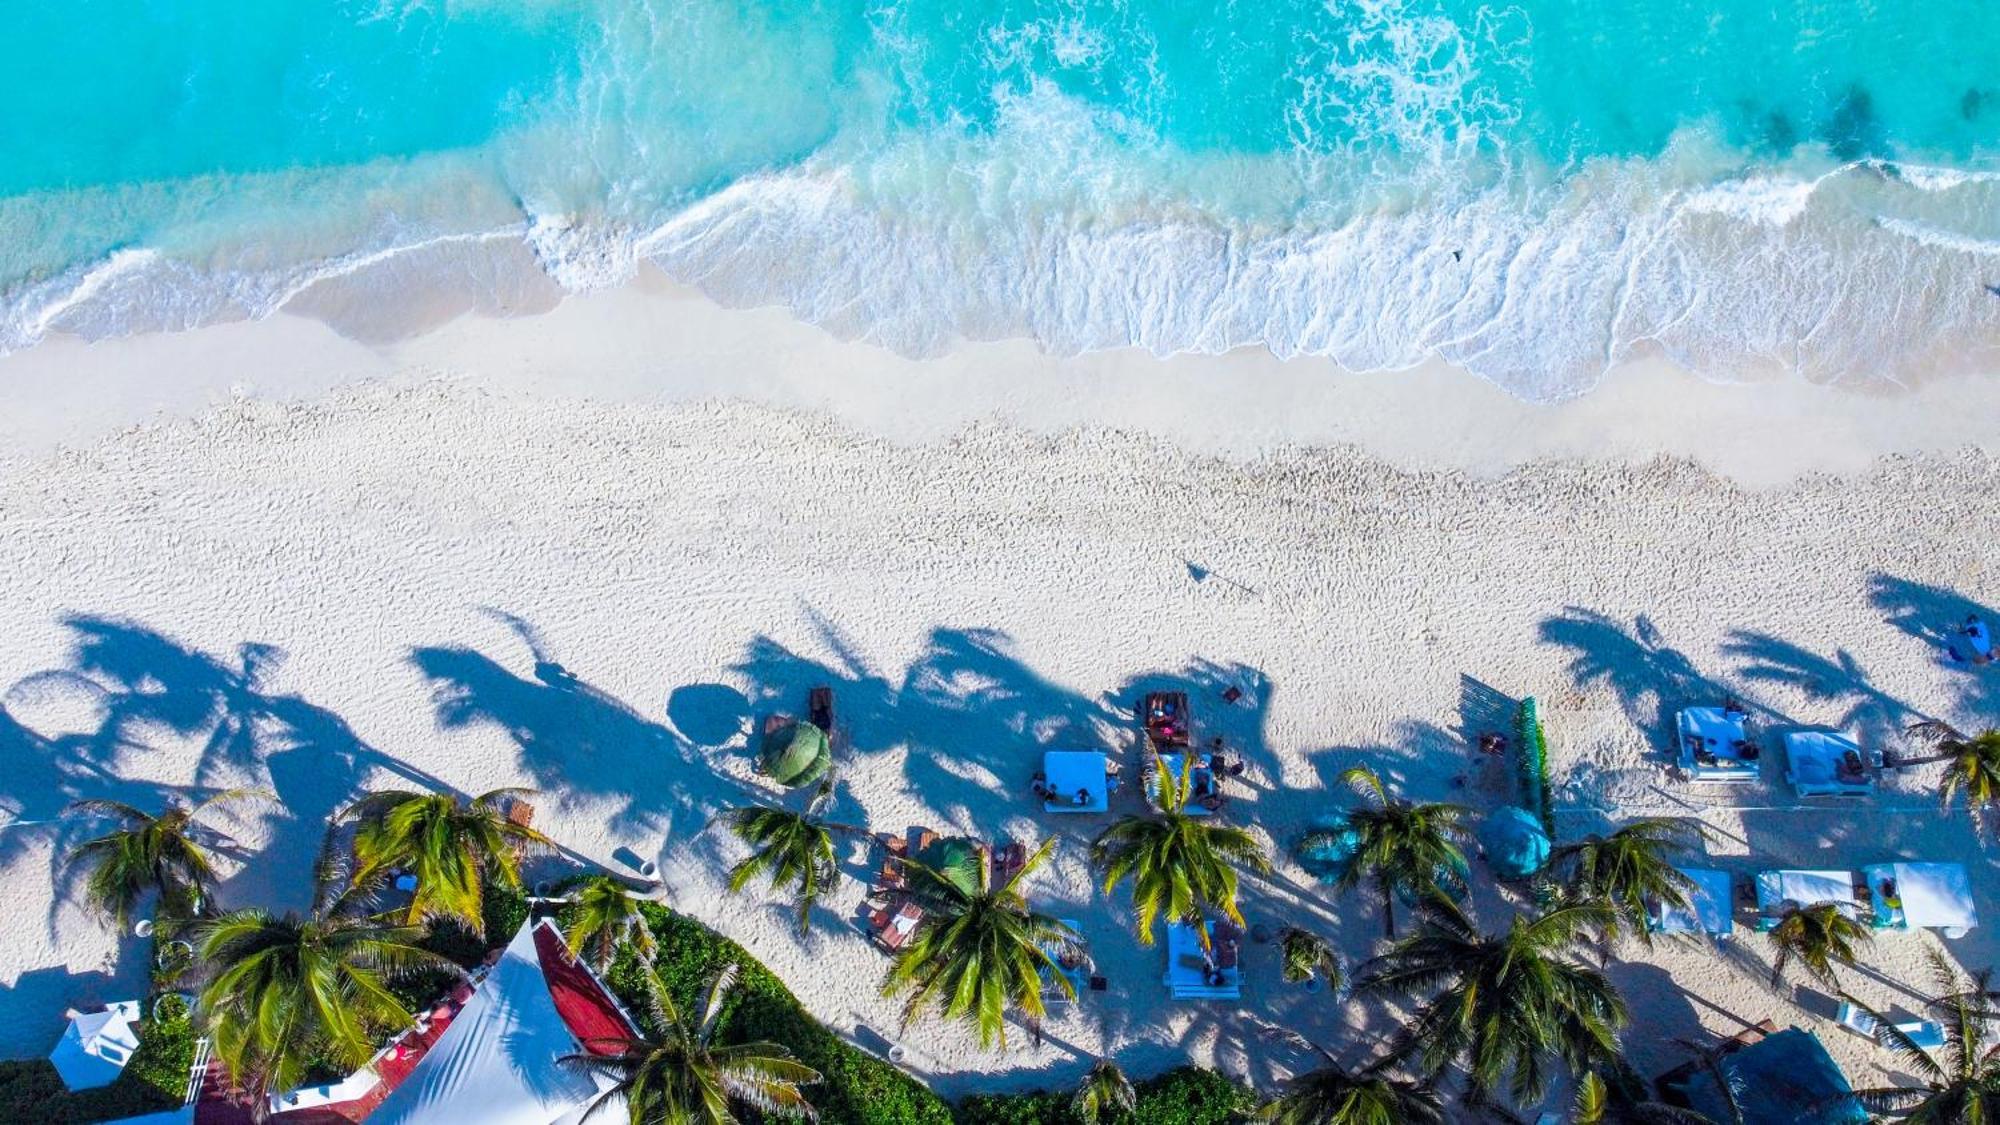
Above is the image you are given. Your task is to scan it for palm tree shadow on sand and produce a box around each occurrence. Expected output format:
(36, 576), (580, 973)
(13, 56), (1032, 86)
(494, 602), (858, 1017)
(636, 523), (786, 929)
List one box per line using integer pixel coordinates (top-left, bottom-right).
(410, 611), (724, 847)
(1868, 573), (2000, 724)
(8, 614), (432, 914)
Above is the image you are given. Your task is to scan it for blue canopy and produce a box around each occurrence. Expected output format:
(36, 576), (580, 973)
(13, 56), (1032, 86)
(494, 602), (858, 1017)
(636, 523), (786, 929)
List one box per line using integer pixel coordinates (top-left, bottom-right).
(1479, 805), (1550, 880)
(1667, 1029), (1865, 1124)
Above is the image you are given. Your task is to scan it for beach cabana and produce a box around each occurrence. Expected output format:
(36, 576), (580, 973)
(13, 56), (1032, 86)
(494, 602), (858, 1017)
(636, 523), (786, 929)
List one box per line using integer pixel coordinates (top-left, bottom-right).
(759, 720), (832, 789)
(1863, 861), (1977, 938)
(1659, 1027), (1865, 1124)
(1782, 731), (1874, 797)
(1041, 750), (1109, 813)
(1755, 869), (1858, 932)
(1163, 920), (1242, 1000)
(1479, 805), (1551, 880)
(48, 1000), (141, 1091)
(1652, 867), (1734, 938)
(1676, 707), (1759, 782)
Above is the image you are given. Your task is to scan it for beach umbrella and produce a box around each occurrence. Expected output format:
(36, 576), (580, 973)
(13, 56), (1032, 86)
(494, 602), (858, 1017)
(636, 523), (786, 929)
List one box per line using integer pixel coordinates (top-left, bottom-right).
(1479, 805), (1551, 880)
(758, 721), (831, 788)
(1295, 819), (1363, 886)
(916, 836), (984, 897)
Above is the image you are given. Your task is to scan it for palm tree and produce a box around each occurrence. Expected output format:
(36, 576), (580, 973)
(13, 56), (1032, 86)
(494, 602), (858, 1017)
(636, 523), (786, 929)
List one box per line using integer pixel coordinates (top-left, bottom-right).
(1254, 1040), (1444, 1125)
(65, 788), (268, 928)
(1090, 755), (1270, 945)
(883, 836), (1078, 1049)
(1902, 721), (2000, 833)
(340, 786), (549, 927)
(1550, 818), (1704, 949)
(196, 899), (457, 1108)
(724, 795), (863, 935)
(1299, 765), (1469, 938)
(565, 961), (818, 1125)
(1572, 1068), (1724, 1124)
(1073, 1058), (1136, 1125)
(562, 874), (656, 972)
(1845, 948), (2000, 1119)
(1278, 926), (1343, 991)
(1358, 900), (1627, 1107)
(1765, 901), (1871, 989)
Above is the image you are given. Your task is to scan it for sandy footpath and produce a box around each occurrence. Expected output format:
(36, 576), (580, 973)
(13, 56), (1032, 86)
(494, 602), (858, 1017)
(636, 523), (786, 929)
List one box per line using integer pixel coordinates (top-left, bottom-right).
(0, 290), (1998, 1109)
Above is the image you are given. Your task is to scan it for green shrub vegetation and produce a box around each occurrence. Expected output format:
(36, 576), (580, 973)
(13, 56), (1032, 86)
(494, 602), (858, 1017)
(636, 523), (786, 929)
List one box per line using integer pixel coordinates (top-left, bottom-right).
(954, 1065), (1252, 1125)
(587, 902), (1248, 1125)
(3, 877), (1244, 1124)
(600, 903), (952, 1125)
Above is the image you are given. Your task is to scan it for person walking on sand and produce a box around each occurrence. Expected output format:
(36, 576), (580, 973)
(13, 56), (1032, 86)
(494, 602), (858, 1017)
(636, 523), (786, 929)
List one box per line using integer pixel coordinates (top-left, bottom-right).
(1948, 613), (1993, 667)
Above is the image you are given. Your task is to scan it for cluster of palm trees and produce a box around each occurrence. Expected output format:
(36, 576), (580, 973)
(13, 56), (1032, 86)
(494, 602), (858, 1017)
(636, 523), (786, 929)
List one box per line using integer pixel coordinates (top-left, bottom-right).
(63, 784), (819, 1123)
(59, 714), (2000, 1123)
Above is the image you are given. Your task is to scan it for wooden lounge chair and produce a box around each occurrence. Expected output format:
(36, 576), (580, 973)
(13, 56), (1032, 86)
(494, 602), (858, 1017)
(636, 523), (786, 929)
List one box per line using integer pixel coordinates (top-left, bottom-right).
(1142, 690), (1193, 750)
(996, 842), (1027, 882)
(808, 686), (834, 733)
(505, 798), (537, 860)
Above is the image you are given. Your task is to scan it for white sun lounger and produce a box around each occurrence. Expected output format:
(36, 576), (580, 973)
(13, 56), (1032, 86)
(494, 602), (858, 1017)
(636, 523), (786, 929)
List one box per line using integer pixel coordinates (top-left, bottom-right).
(1782, 731), (1875, 797)
(1676, 708), (1758, 781)
(1755, 868), (1858, 931)
(1836, 1003), (1945, 1051)
(1163, 921), (1240, 999)
(1652, 867), (1734, 938)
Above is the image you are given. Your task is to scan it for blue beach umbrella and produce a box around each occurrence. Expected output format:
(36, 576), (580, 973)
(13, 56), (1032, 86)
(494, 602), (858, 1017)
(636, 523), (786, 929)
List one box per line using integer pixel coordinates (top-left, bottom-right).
(1296, 819), (1363, 886)
(1480, 805), (1551, 880)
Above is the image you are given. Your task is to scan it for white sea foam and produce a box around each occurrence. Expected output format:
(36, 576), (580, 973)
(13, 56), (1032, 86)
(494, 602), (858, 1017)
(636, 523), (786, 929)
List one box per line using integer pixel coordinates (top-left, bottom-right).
(5, 117), (2000, 402)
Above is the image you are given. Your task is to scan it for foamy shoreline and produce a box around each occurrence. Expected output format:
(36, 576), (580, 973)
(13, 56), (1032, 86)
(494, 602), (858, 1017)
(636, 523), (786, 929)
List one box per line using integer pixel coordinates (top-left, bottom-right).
(4, 271), (2000, 487)
(0, 285), (1997, 1111)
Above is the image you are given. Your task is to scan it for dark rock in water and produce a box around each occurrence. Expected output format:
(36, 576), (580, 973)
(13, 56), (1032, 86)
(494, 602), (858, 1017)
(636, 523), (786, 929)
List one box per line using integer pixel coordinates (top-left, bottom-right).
(1763, 111), (1798, 154)
(1825, 84), (1884, 162)
(1964, 88), (1986, 120)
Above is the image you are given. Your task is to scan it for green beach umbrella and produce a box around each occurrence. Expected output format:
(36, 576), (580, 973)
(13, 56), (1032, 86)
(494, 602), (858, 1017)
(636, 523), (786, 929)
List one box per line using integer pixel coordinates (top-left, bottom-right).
(758, 721), (832, 788)
(915, 836), (984, 897)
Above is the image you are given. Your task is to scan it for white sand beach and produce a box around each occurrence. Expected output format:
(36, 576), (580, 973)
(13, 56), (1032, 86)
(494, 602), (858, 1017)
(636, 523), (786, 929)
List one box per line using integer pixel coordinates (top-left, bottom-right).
(2, 283), (1999, 1110)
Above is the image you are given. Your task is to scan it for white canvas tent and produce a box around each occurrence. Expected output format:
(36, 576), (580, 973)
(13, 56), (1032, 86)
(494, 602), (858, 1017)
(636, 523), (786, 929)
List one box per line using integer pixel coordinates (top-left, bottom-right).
(49, 1000), (141, 1090)
(369, 922), (621, 1125)
(1864, 862), (1978, 938)
(1653, 867), (1734, 937)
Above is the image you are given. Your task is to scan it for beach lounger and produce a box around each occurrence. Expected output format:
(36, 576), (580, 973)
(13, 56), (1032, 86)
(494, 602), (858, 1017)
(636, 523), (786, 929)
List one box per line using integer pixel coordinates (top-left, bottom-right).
(1041, 749), (1110, 813)
(996, 841), (1027, 883)
(870, 837), (909, 898)
(1040, 919), (1088, 1007)
(1147, 752), (1219, 817)
(1836, 1004), (1945, 1051)
(1754, 869), (1859, 931)
(1651, 867), (1734, 938)
(808, 686), (834, 733)
(1836, 1002), (1879, 1039)
(1676, 707), (1759, 782)
(1782, 731), (1875, 797)
(873, 901), (924, 951)
(1162, 920), (1241, 999)
(1142, 691), (1192, 751)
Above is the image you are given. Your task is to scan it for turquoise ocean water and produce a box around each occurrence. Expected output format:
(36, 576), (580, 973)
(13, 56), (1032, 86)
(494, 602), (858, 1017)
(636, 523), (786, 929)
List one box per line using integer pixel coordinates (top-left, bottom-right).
(5, 0), (2000, 398)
